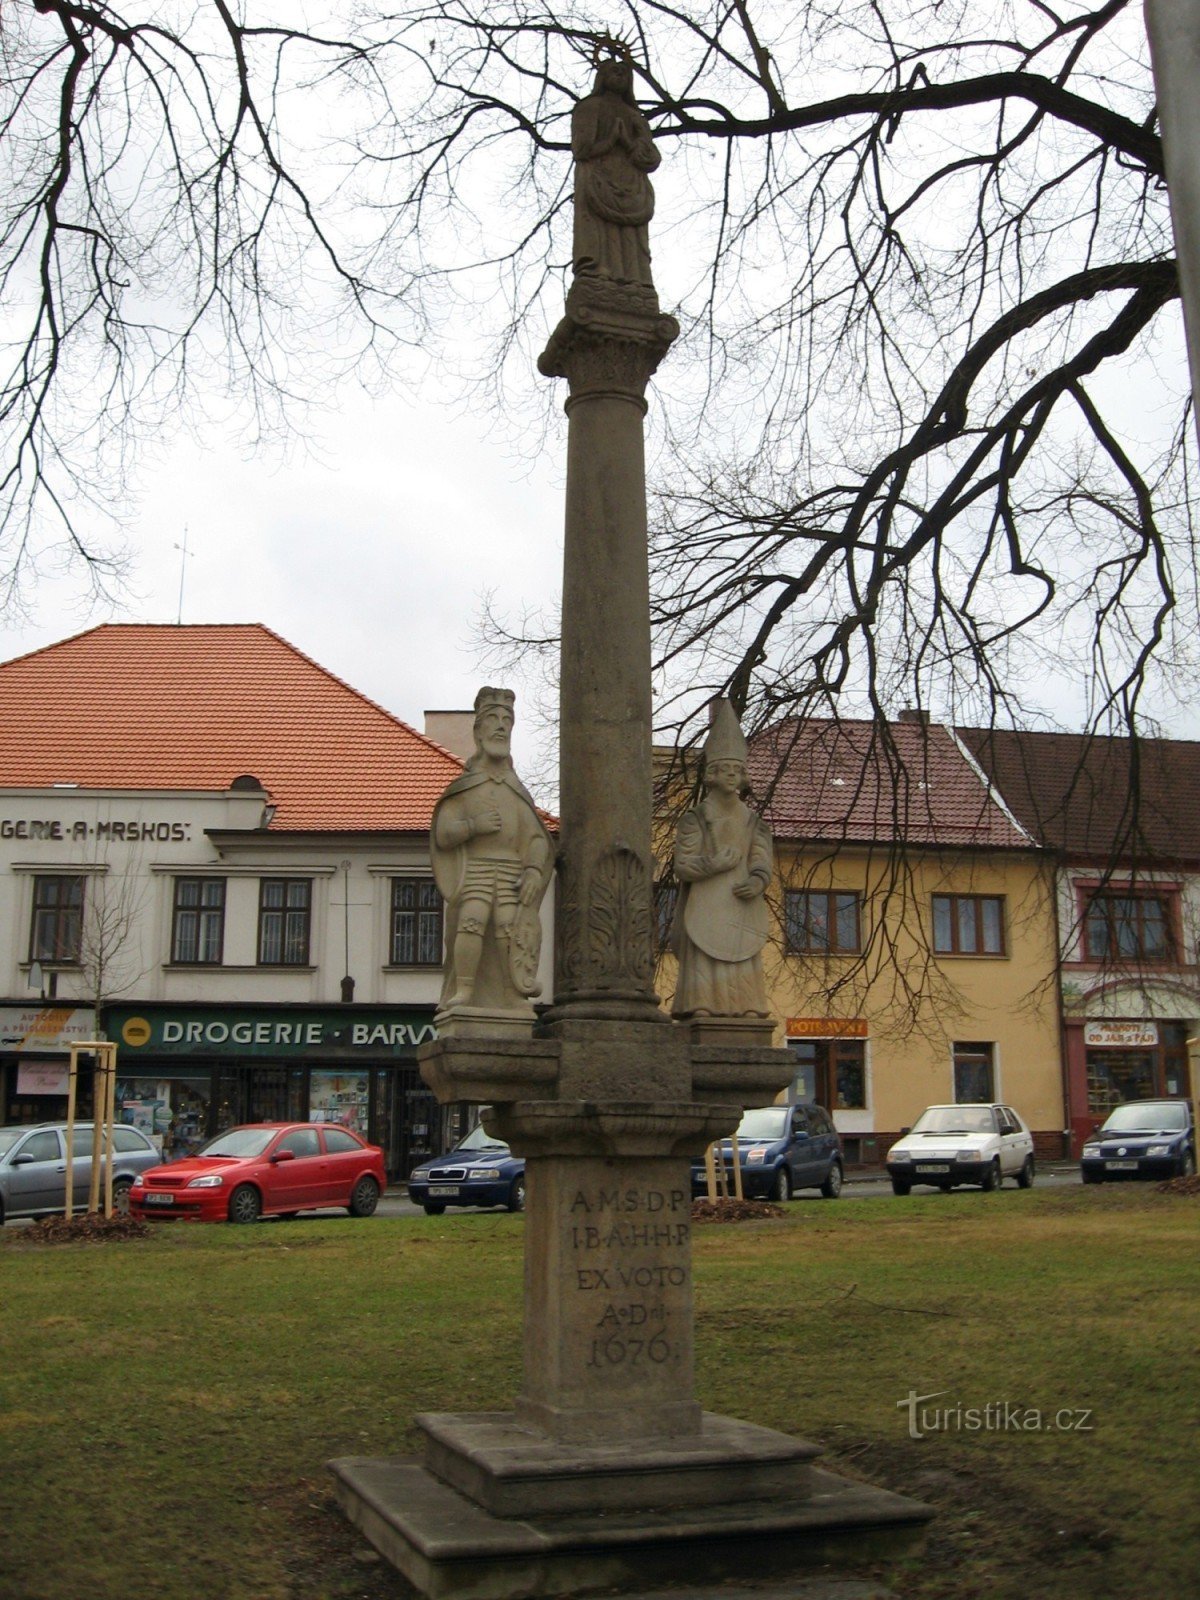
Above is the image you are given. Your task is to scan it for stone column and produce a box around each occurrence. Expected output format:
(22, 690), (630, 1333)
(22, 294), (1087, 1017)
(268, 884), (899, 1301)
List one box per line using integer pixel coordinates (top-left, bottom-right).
(1145, 0), (1200, 455)
(540, 313), (677, 1020)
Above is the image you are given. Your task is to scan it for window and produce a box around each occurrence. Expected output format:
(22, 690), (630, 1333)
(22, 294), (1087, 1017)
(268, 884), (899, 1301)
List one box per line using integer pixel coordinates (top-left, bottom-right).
(390, 878), (443, 966)
(18, 1130), (61, 1163)
(172, 878), (225, 964)
(787, 1037), (867, 1110)
(785, 891), (861, 954)
(954, 1042), (995, 1103)
(30, 875), (84, 963)
(276, 1128), (321, 1159)
(933, 894), (1005, 955)
(323, 1127), (363, 1154)
(1084, 892), (1174, 962)
(258, 878), (312, 965)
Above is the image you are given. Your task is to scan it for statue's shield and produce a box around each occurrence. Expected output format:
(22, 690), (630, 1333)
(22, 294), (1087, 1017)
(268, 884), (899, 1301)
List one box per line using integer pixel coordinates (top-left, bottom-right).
(683, 874), (769, 963)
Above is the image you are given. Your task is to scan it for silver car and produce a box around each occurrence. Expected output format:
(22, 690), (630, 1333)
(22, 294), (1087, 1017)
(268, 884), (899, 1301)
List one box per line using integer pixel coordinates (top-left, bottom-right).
(0, 1122), (161, 1223)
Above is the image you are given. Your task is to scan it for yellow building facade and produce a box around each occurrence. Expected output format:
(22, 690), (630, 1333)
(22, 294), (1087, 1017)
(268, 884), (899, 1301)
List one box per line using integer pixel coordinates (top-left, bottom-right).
(657, 716), (1068, 1162)
(763, 843), (1064, 1162)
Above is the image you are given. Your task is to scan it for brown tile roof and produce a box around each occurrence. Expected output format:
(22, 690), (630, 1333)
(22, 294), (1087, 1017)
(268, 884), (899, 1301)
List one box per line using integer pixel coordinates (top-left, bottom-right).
(0, 624), (464, 832)
(956, 726), (1200, 863)
(750, 717), (1031, 849)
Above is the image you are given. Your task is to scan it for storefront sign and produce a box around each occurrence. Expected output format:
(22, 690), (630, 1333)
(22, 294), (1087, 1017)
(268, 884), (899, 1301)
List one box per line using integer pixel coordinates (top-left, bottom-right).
(786, 1017), (869, 1038)
(1083, 1020), (1159, 1049)
(16, 1061), (71, 1095)
(106, 1005), (437, 1058)
(0, 817), (192, 842)
(0, 1005), (96, 1053)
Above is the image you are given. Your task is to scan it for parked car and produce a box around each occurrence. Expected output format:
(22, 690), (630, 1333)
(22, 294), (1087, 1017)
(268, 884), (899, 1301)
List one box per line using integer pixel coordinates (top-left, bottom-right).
(1080, 1100), (1195, 1183)
(129, 1122), (386, 1223)
(886, 1104), (1035, 1194)
(0, 1121), (161, 1223)
(690, 1103), (844, 1201)
(407, 1124), (526, 1214)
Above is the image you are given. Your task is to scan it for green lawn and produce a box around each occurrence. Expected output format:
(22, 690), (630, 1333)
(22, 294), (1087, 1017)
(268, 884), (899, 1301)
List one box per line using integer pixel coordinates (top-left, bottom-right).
(1, 1186), (1196, 1600)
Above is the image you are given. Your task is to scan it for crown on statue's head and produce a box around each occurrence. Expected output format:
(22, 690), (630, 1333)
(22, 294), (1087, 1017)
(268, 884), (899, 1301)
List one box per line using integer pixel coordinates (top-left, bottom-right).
(703, 699), (748, 766)
(473, 686), (516, 717)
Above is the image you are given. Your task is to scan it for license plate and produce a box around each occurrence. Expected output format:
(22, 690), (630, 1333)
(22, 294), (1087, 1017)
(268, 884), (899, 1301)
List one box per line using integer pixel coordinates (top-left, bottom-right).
(1105, 1159), (1139, 1170)
(143, 1192), (175, 1206)
(428, 1185), (460, 1197)
(915, 1164), (951, 1174)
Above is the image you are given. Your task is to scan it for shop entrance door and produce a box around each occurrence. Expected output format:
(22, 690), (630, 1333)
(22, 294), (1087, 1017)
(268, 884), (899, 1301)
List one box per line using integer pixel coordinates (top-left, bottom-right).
(214, 1065), (302, 1133)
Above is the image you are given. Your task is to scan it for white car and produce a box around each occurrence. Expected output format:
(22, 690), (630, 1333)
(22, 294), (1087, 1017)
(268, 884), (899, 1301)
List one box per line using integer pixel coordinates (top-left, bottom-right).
(885, 1104), (1035, 1195)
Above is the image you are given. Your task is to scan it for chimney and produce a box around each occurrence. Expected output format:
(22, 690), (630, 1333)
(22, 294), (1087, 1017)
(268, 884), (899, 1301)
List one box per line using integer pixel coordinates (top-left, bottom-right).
(424, 709), (476, 763)
(898, 707), (930, 725)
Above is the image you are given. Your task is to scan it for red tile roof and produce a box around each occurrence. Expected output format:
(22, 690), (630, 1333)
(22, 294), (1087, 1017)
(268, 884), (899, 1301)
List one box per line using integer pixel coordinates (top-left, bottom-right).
(956, 726), (1200, 863)
(0, 624), (464, 832)
(751, 717), (1031, 849)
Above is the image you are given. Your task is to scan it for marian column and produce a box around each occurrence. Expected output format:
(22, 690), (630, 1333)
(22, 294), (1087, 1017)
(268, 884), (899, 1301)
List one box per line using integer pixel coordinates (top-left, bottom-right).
(333, 55), (930, 1598)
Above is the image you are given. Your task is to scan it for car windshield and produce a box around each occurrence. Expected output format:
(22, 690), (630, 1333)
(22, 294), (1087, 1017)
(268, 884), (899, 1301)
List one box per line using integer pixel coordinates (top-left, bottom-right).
(910, 1106), (996, 1135)
(197, 1127), (278, 1159)
(1101, 1103), (1188, 1133)
(0, 1127), (26, 1157)
(736, 1107), (789, 1140)
(453, 1124), (510, 1153)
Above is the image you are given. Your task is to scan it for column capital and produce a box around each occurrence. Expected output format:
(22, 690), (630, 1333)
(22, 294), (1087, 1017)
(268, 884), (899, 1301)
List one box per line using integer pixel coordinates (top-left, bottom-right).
(539, 278), (679, 401)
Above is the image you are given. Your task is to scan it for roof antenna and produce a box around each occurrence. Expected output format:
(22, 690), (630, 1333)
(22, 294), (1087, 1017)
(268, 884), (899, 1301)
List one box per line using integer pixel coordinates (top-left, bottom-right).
(174, 526), (192, 624)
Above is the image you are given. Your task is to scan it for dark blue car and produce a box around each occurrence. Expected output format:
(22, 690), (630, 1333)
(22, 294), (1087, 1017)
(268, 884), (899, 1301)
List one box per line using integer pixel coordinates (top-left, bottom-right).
(691, 1102), (844, 1201)
(1080, 1099), (1195, 1183)
(407, 1123), (525, 1215)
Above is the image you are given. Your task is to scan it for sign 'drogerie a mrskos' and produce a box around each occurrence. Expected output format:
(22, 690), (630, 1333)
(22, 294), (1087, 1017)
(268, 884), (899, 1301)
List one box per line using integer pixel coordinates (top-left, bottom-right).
(106, 1006), (437, 1058)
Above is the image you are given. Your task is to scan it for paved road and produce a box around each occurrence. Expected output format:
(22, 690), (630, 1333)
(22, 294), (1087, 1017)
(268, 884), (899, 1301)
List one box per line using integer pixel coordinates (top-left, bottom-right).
(3, 1168), (1083, 1228)
(378, 1166), (1083, 1217)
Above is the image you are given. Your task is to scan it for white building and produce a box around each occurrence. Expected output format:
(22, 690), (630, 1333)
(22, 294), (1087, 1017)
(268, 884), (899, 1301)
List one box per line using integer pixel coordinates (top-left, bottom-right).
(0, 624), (553, 1177)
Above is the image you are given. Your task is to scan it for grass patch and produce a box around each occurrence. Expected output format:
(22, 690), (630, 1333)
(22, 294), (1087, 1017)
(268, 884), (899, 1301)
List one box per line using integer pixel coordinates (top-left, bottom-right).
(1, 1187), (1196, 1600)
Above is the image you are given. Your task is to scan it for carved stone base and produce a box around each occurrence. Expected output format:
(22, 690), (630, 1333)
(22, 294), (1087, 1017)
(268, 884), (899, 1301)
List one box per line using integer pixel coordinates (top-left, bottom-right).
(329, 1414), (932, 1600)
(432, 1004), (537, 1040)
(418, 1036), (559, 1104)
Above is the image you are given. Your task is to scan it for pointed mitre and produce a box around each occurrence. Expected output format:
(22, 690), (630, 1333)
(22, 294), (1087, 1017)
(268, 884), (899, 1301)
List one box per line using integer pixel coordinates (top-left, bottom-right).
(703, 699), (748, 765)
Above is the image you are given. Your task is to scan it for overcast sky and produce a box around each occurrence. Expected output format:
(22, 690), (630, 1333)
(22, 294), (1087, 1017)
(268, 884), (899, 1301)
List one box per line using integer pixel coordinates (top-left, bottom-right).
(0, 374), (569, 787)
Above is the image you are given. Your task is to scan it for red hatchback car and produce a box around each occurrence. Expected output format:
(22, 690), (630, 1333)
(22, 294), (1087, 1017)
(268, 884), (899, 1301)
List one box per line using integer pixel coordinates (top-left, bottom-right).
(129, 1122), (386, 1224)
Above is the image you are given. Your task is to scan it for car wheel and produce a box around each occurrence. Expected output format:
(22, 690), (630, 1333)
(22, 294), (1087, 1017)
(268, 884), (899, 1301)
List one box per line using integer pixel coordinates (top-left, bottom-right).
(1016, 1155), (1035, 1189)
(891, 1179), (911, 1197)
(507, 1174), (527, 1213)
(227, 1184), (262, 1225)
(1081, 1169), (1103, 1184)
(1179, 1151), (1196, 1179)
(423, 1202), (446, 1215)
(349, 1176), (380, 1218)
(982, 1159), (1002, 1192)
(820, 1161), (843, 1199)
(771, 1165), (793, 1202)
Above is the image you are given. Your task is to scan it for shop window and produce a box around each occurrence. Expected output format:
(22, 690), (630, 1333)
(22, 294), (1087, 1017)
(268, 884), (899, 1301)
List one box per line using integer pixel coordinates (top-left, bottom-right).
(786, 1037), (867, 1110)
(30, 875), (85, 963)
(390, 878), (443, 966)
(1083, 892), (1174, 962)
(933, 894), (1005, 955)
(258, 878), (311, 965)
(171, 878), (225, 964)
(785, 891), (861, 954)
(954, 1042), (995, 1103)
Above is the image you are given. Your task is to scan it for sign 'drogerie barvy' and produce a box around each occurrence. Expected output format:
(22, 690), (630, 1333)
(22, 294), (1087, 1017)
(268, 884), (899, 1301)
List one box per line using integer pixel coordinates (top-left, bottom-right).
(108, 1006), (436, 1057)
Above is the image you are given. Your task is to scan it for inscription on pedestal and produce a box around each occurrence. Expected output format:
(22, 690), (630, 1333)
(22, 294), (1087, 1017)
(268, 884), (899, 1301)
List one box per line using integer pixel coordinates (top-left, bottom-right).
(519, 1155), (701, 1442)
(568, 1181), (689, 1376)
